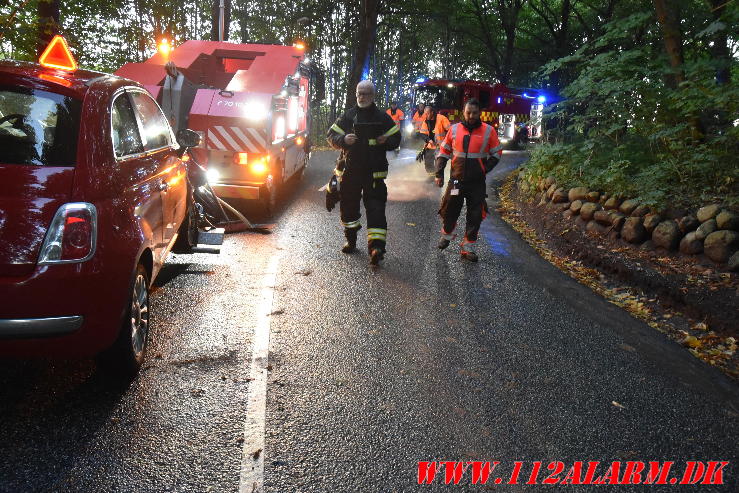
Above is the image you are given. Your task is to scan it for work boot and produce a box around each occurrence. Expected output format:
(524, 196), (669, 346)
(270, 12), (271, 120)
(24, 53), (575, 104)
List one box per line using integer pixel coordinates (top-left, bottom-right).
(341, 228), (358, 254)
(460, 241), (478, 262)
(369, 248), (384, 265)
(438, 232), (455, 250)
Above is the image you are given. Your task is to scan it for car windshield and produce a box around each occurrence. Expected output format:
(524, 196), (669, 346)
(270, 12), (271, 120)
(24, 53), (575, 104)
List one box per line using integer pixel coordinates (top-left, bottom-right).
(414, 85), (458, 110)
(0, 85), (82, 166)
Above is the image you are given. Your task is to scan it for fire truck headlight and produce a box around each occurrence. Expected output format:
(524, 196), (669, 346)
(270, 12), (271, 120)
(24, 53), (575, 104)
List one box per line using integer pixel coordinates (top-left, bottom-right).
(206, 168), (220, 184)
(403, 122), (414, 135)
(245, 102), (267, 122)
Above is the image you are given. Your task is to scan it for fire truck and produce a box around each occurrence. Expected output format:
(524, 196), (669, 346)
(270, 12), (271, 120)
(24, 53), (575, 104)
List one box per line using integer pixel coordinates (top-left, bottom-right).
(412, 78), (546, 142)
(115, 39), (313, 215)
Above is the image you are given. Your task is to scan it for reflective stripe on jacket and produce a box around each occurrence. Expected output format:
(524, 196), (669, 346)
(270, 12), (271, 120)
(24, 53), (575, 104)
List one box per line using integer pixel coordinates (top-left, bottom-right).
(437, 122), (502, 181)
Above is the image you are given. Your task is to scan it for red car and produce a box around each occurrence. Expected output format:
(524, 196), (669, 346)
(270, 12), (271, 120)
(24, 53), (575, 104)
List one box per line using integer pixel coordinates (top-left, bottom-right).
(0, 37), (201, 376)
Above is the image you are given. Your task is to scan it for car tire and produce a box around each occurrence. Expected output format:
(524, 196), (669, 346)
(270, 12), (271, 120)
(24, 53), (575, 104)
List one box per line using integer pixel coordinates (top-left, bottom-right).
(98, 263), (150, 379)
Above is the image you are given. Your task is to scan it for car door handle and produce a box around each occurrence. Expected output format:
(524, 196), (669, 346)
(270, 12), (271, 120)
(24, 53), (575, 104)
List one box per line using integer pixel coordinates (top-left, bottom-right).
(159, 181), (169, 191)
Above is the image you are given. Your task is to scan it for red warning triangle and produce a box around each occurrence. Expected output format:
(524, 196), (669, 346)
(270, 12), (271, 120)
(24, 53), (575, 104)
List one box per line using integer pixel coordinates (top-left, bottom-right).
(39, 35), (78, 71)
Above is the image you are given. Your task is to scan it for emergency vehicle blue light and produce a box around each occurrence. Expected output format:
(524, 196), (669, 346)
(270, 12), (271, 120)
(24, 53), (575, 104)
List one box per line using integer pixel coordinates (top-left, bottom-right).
(537, 95), (546, 103)
(415, 77), (426, 83)
(497, 97), (501, 104)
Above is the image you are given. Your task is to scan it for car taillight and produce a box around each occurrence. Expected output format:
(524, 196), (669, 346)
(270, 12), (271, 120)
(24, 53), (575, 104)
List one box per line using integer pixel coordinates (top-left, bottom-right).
(38, 203), (97, 265)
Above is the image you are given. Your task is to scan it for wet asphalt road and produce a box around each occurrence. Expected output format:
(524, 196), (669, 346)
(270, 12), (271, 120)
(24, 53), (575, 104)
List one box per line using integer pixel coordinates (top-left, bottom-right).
(1, 148), (738, 492)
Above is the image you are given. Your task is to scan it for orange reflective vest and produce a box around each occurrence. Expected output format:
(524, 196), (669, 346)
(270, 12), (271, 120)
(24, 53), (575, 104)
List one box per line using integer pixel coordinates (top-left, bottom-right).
(419, 113), (451, 150)
(411, 109), (425, 130)
(386, 108), (405, 127)
(437, 122), (503, 180)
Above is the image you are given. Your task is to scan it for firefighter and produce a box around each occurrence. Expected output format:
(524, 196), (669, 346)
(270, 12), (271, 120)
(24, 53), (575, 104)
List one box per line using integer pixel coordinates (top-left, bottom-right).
(434, 98), (503, 262)
(386, 102), (404, 155)
(418, 105), (451, 176)
(326, 80), (401, 265)
(411, 103), (425, 132)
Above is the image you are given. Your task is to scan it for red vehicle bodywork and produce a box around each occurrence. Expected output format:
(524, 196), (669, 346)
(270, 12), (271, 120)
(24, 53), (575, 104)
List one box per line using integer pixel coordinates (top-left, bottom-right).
(115, 41), (311, 203)
(0, 61), (188, 357)
(413, 78), (540, 124)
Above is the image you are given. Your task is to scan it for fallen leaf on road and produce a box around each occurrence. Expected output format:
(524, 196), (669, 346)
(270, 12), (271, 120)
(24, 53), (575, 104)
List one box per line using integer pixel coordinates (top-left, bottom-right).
(295, 269), (312, 276)
(611, 401), (626, 410)
(406, 222), (416, 227)
(450, 303), (457, 308)
(269, 309), (285, 316)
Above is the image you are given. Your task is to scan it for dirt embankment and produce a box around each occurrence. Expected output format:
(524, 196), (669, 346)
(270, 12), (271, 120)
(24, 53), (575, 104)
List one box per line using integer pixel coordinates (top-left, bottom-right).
(497, 171), (738, 380)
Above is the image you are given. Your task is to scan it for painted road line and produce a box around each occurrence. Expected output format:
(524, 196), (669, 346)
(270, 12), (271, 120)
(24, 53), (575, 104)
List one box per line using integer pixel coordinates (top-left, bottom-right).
(239, 254), (279, 493)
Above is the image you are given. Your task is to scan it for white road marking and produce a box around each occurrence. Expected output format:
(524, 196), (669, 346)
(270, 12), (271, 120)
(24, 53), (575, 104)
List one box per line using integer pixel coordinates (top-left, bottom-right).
(239, 254), (279, 493)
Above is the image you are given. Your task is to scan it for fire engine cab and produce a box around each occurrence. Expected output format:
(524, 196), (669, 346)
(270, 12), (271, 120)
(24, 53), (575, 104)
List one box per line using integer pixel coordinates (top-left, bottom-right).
(412, 78), (546, 142)
(115, 40), (314, 215)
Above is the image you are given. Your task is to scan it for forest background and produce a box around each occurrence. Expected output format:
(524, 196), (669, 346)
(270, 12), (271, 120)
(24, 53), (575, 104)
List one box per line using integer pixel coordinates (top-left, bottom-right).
(1, 0), (737, 208)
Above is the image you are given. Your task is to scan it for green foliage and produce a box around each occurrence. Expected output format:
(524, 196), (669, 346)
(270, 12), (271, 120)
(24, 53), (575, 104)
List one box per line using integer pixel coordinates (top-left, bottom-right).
(524, 4), (739, 210)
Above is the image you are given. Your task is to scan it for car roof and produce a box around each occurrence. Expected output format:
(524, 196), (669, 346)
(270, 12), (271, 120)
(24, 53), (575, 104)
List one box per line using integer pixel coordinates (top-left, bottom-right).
(0, 60), (141, 98)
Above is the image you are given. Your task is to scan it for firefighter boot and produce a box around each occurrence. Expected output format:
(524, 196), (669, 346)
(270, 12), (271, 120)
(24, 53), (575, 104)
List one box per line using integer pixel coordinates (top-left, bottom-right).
(438, 232), (455, 250)
(342, 228), (359, 254)
(460, 240), (478, 262)
(369, 248), (384, 265)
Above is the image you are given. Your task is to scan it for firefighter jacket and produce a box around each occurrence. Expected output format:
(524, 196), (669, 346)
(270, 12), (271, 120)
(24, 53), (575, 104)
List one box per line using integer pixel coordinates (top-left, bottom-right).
(412, 109), (425, 131)
(386, 107), (405, 127)
(435, 121), (503, 182)
(326, 103), (401, 180)
(419, 113), (451, 150)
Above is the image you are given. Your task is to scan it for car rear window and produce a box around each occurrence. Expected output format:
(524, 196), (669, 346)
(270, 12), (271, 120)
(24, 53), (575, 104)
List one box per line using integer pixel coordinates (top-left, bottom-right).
(0, 85), (82, 166)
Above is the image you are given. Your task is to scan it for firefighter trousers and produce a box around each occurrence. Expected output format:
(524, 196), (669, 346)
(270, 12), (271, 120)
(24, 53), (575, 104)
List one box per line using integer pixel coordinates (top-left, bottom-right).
(340, 175), (388, 251)
(439, 180), (487, 242)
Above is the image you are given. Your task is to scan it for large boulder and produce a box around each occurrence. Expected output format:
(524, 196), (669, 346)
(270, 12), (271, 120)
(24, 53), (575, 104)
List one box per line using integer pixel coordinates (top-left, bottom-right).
(552, 188), (569, 203)
(568, 187), (589, 202)
(594, 210), (613, 226)
(586, 191), (600, 202)
(697, 204), (721, 223)
(679, 232), (703, 255)
(622, 217), (647, 244)
(678, 215), (699, 233)
(611, 212), (626, 231)
(570, 200), (583, 214)
(704, 230), (739, 263)
(545, 176), (556, 188)
(695, 219), (718, 240)
(546, 183), (557, 199)
(631, 205), (650, 217)
(619, 199), (639, 215)
(580, 202), (601, 221)
(716, 210), (739, 231)
(652, 220), (682, 250)
(604, 196), (621, 210)
(643, 213), (662, 233)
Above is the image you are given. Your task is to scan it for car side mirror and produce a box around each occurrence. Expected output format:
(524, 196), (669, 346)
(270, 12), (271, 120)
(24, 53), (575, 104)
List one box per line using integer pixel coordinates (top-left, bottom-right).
(176, 129), (200, 156)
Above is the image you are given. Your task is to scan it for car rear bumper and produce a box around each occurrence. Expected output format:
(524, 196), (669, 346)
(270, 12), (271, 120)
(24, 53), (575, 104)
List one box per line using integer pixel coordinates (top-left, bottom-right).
(0, 316), (83, 339)
(0, 260), (131, 357)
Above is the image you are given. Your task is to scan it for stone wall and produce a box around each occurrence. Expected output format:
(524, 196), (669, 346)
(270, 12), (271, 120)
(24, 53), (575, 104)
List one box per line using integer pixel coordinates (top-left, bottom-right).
(517, 175), (739, 271)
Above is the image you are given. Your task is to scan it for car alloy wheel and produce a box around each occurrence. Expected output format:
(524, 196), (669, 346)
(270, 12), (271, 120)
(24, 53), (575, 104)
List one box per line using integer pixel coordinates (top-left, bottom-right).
(129, 270), (149, 359)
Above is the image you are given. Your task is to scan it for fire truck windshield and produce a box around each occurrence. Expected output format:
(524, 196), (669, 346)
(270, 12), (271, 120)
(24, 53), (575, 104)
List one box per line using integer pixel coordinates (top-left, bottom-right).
(414, 85), (458, 110)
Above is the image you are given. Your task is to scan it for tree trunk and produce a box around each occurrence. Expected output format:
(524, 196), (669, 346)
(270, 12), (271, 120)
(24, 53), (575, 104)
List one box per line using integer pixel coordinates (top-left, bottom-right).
(211, 0), (232, 41)
(36, 0), (60, 57)
(345, 0), (379, 109)
(708, 0), (730, 85)
(653, 0), (684, 88)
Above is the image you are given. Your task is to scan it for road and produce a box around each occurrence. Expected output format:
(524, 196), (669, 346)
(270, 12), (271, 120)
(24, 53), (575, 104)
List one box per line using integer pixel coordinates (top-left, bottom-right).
(0, 149), (737, 492)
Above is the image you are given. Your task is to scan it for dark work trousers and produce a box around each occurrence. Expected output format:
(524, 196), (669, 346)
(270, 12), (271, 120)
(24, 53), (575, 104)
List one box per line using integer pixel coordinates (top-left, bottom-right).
(422, 148), (436, 175)
(339, 174), (388, 251)
(439, 180), (487, 242)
